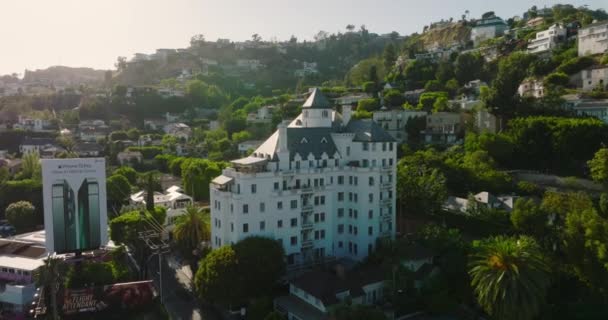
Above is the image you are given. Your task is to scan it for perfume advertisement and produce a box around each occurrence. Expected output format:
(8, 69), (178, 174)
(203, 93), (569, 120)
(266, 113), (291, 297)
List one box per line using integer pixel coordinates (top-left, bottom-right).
(42, 158), (108, 254)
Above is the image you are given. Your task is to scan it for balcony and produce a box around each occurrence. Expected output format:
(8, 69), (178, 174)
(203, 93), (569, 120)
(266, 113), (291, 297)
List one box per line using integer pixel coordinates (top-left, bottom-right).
(381, 166), (393, 172)
(380, 198), (393, 206)
(381, 213), (392, 222)
(380, 181), (392, 189)
(301, 186), (313, 194)
(301, 204), (313, 212)
(301, 220), (313, 230)
(301, 239), (314, 248)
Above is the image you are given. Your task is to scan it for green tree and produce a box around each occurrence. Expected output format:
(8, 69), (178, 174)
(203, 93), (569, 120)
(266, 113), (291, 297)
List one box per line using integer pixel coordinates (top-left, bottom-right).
(106, 174), (131, 213)
(195, 246), (241, 306)
(485, 52), (536, 115)
(35, 256), (68, 320)
(588, 148), (608, 187)
(19, 151), (41, 181)
(397, 160), (447, 217)
(455, 53), (483, 84)
(233, 237), (286, 298)
(231, 130), (252, 143)
(113, 166), (138, 185)
(383, 43), (397, 71)
(182, 159), (222, 201)
(469, 236), (551, 320)
(510, 198), (547, 236)
(174, 206), (210, 254)
(5, 201), (36, 232)
(383, 89), (405, 107)
(65, 261), (115, 288)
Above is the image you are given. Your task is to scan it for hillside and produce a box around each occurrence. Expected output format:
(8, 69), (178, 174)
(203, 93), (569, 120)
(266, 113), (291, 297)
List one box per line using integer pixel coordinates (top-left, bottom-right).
(23, 66), (108, 86)
(419, 22), (472, 50)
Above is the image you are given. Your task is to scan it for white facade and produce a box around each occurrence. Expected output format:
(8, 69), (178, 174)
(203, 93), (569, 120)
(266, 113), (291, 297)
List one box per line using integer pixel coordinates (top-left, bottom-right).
(518, 78), (545, 98)
(210, 89), (397, 266)
(578, 21), (608, 56)
(527, 24), (567, 54)
(581, 66), (608, 91)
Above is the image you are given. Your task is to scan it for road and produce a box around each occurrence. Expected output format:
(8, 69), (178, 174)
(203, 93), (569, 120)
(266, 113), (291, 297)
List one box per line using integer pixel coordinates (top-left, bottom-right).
(153, 254), (222, 320)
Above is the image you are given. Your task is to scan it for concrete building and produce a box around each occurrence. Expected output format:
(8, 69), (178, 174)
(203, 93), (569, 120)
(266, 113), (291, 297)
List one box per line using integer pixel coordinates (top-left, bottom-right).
(527, 24), (567, 54)
(12, 116), (54, 132)
(471, 15), (508, 46)
(210, 89), (397, 266)
(422, 112), (463, 145)
(568, 98), (608, 123)
(163, 123), (192, 141)
(0, 239), (46, 313)
(117, 151), (143, 165)
(19, 137), (57, 154)
(372, 108), (427, 143)
(518, 78), (545, 98)
(475, 110), (502, 133)
(247, 105), (276, 124)
(578, 21), (608, 56)
(580, 66), (608, 91)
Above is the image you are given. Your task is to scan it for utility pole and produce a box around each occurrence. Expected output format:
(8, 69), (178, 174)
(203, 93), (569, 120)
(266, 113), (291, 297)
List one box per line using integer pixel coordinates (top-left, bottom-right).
(138, 218), (170, 304)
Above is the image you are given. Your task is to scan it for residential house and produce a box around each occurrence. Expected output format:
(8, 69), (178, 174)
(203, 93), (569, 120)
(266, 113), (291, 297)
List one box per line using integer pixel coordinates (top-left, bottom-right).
(403, 89), (425, 105)
(274, 264), (386, 320)
(295, 62), (319, 77)
(129, 185), (193, 238)
(518, 78), (545, 98)
(12, 115), (54, 132)
(19, 137), (57, 154)
(580, 66), (608, 91)
(422, 112), (463, 145)
(526, 17), (545, 28)
(158, 88), (185, 98)
(414, 45), (460, 61)
(210, 89), (397, 266)
(0, 158), (22, 176)
(567, 98), (608, 123)
(372, 107), (427, 142)
(444, 191), (518, 213)
(464, 80), (488, 96)
(475, 110), (502, 133)
(144, 118), (168, 131)
(400, 245), (438, 289)
(334, 93), (371, 107)
(0, 239), (47, 313)
(470, 15), (508, 46)
(578, 21), (608, 56)
(236, 59), (263, 70)
(163, 123), (192, 141)
(527, 24), (567, 54)
(238, 140), (264, 155)
(74, 142), (103, 157)
(79, 126), (109, 142)
(247, 105), (276, 124)
(117, 151), (143, 165)
(449, 96), (483, 111)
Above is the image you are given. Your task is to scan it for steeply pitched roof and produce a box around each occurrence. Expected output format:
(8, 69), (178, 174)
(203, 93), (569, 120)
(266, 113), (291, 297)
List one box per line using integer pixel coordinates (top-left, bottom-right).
(287, 127), (337, 160)
(302, 88), (331, 109)
(344, 119), (396, 142)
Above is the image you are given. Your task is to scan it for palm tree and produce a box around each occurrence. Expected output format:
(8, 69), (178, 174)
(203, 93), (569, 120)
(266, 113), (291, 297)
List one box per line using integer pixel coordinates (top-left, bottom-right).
(173, 205), (210, 253)
(35, 256), (68, 320)
(469, 236), (551, 320)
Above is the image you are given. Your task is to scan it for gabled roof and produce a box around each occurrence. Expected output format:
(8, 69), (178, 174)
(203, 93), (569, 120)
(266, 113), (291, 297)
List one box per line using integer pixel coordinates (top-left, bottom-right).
(302, 88), (331, 109)
(287, 127), (337, 160)
(344, 119), (396, 142)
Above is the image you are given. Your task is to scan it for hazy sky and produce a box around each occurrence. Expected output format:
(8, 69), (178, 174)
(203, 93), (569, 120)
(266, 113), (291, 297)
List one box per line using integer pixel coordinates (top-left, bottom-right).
(1, 0), (605, 75)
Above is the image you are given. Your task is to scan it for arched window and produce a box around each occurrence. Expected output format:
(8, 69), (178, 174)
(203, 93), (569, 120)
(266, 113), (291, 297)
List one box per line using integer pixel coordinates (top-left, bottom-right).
(295, 119), (302, 126)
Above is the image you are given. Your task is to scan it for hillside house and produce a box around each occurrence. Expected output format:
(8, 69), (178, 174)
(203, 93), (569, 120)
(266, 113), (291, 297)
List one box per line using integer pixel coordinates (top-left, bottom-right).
(422, 112), (463, 145)
(518, 78), (545, 98)
(578, 21), (608, 56)
(580, 66), (608, 91)
(471, 15), (508, 46)
(372, 107), (427, 143)
(527, 24), (567, 55)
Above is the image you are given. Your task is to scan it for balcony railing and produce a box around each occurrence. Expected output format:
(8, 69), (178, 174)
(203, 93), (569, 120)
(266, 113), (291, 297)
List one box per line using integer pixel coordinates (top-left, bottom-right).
(301, 204), (313, 212)
(301, 221), (313, 229)
(380, 181), (392, 188)
(301, 239), (314, 248)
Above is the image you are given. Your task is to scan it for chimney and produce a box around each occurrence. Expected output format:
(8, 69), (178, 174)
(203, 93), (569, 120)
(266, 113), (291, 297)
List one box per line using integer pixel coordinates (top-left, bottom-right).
(277, 120), (289, 152)
(342, 104), (353, 126)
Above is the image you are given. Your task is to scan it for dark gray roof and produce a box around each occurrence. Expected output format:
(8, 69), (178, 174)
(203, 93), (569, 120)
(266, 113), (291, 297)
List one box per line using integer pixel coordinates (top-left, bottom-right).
(344, 119), (396, 142)
(302, 88), (331, 109)
(287, 127), (337, 160)
(21, 137), (56, 146)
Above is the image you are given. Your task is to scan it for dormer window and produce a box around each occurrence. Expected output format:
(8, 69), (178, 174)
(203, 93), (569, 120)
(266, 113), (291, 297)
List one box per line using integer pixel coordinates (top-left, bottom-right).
(320, 137), (328, 143)
(301, 137), (308, 144)
(295, 119), (302, 126)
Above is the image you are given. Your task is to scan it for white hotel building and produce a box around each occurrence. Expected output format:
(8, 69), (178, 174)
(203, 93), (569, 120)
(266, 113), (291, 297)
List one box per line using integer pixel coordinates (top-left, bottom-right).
(210, 89), (397, 266)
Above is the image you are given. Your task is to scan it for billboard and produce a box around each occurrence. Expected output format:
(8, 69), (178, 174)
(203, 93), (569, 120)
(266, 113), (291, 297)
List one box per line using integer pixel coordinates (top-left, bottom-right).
(42, 158), (108, 254)
(62, 281), (157, 315)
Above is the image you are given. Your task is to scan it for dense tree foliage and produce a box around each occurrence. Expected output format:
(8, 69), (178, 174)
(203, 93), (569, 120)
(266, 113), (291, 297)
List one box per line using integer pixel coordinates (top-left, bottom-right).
(5, 201), (36, 232)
